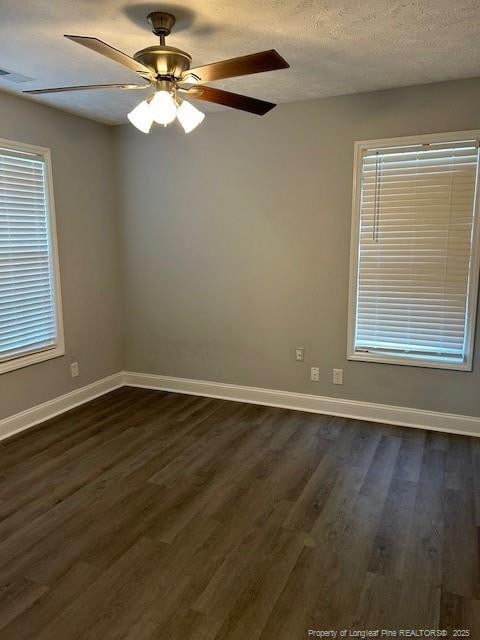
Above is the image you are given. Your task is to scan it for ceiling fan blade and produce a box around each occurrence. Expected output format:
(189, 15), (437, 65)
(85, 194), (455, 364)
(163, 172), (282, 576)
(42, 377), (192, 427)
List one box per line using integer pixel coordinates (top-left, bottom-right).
(65, 35), (152, 78)
(182, 50), (289, 83)
(182, 86), (275, 115)
(23, 83), (150, 95)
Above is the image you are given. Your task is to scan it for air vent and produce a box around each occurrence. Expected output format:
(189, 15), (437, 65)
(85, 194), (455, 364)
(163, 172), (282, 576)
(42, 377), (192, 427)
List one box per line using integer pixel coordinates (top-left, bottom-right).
(0, 67), (33, 84)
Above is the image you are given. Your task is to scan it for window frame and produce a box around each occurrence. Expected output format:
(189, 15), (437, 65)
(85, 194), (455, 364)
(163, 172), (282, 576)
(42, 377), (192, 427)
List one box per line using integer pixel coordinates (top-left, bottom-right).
(347, 130), (480, 371)
(0, 137), (64, 375)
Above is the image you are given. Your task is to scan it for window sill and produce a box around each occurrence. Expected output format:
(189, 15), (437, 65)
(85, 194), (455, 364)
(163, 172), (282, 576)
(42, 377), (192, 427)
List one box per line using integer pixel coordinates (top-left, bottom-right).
(0, 345), (65, 375)
(347, 351), (472, 371)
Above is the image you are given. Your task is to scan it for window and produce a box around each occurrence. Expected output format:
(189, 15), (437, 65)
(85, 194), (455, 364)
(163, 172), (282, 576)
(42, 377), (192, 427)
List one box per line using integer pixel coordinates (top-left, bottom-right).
(0, 138), (64, 374)
(348, 131), (480, 370)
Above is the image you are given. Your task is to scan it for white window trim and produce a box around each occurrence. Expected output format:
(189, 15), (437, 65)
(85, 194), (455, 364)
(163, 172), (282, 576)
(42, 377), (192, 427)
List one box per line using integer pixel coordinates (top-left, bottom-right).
(0, 137), (65, 375)
(347, 130), (480, 371)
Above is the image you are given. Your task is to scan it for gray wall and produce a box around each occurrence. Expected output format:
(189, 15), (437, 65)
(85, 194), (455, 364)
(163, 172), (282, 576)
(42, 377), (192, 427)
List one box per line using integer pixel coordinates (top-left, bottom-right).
(115, 76), (480, 417)
(0, 92), (122, 420)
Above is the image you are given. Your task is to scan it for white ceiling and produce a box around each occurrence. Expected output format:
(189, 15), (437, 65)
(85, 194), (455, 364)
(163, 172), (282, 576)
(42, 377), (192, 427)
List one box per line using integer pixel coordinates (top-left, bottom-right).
(0, 0), (479, 125)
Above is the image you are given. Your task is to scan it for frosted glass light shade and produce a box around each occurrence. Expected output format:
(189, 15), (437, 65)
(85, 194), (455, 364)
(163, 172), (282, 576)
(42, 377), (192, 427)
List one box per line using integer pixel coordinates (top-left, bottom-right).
(176, 100), (205, 133)
(127, 100), (154, 134)
(150, 91), (177, 126)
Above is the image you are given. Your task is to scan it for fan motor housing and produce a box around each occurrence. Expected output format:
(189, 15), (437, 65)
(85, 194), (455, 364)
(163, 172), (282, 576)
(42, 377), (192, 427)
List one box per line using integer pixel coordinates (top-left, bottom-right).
(134, 46), (191, 79)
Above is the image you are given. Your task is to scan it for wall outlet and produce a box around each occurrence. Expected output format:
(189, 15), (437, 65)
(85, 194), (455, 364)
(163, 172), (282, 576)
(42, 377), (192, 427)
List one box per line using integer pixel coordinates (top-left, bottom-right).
(333, 368), (343, 385)
(70, 362), (79, 378)
(295, 347), (305, 362)
(310, 366), (320, 381)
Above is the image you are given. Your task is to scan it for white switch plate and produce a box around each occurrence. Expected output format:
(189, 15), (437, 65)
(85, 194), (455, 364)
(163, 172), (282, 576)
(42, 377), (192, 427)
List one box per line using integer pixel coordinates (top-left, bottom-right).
(333, 368), (343, 385)
(295, 347), (305, 362)
(70, 362), (79, 378)
(310, 367), (319, 381)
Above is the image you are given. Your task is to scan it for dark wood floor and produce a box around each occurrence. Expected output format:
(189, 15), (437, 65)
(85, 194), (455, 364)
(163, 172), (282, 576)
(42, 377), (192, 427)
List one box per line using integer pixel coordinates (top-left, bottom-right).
(0, 386), (479, 638)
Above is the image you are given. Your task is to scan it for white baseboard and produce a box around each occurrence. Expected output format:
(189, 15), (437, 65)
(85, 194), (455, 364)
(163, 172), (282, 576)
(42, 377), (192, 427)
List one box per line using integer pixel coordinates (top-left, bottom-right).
(2, 370), (479, 443)
(124, 371), (480, 438)
(0, 372), (124, 442)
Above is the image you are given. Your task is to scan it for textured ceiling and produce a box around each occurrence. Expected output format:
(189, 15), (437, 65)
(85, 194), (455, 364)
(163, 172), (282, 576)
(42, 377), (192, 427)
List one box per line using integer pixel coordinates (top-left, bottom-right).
(0, 1), (479, 125)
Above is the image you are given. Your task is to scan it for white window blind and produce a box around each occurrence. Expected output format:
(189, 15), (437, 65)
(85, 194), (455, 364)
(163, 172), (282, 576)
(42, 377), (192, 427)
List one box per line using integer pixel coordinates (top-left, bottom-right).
(350, 136), (480, 369)
(0, 143), (62, 371)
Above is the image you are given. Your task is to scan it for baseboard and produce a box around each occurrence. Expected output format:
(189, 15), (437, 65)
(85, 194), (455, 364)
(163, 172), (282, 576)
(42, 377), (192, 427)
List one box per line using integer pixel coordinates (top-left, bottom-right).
(0, 372), (124, 442)
(3, 369), (479, 443)
(124, 371), (480, 438)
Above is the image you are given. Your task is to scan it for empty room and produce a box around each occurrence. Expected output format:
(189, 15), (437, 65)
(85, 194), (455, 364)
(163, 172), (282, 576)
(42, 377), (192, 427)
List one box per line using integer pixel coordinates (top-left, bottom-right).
(0, 0), (479, 637)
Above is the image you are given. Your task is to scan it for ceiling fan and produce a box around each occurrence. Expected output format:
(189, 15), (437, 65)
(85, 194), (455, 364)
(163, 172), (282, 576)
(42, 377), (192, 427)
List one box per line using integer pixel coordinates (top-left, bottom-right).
(24, 11), (290, 134)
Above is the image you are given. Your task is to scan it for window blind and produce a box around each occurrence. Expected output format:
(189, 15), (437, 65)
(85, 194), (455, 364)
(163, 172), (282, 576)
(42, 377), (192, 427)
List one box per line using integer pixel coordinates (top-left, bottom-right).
(0, 148), (58, 363)
(354, 139), (479, 363)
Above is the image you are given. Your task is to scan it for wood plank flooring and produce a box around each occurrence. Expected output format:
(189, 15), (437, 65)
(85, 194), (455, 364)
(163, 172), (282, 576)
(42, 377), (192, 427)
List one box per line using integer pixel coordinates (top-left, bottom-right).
(0, 386), (479, 638)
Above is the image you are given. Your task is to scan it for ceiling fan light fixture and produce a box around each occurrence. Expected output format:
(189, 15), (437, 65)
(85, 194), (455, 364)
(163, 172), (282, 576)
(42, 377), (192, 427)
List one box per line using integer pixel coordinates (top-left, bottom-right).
(28, 13), (289, 129)
(127, 99), (154, 133)
(150, 90), (177, 126)
(176, 99), (205, 133)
